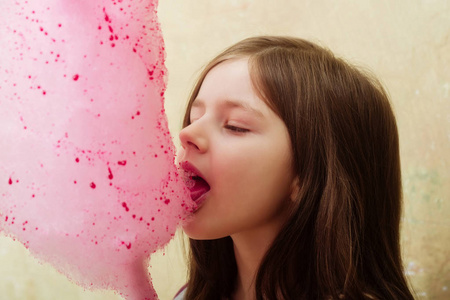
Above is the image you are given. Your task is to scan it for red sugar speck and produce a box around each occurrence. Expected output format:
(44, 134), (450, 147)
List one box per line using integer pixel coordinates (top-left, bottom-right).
(75, 157), (80, 163)
(73, 74), (79, 81)
(122, 202), (129, 212)
(8, 178), (12, 185)
(118, 160), (127, 166)
(108, 167), (113, 180)
(90, 182), (96, 189)
(164, 199), (170, 205)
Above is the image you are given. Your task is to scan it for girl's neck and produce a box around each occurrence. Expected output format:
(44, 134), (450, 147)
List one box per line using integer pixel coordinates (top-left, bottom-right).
(231, 223), (283, 300)
(232, 241), (258, 300)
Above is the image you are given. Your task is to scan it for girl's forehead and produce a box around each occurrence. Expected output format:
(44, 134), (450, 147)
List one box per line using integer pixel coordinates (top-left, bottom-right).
(193, 58), (270, 113)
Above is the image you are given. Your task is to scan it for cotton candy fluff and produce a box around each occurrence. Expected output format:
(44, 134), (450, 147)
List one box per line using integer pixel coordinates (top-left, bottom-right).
(0, 1), (195, 299)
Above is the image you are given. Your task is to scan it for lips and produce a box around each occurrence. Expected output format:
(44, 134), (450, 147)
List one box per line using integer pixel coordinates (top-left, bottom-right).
(180, 161), (210, 203)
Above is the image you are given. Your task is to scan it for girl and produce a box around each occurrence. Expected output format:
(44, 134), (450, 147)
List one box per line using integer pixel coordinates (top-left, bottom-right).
(175, 36), (414, 300)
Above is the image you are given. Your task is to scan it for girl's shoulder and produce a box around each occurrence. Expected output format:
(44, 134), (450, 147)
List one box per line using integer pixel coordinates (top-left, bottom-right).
(173, 284), (187, 300)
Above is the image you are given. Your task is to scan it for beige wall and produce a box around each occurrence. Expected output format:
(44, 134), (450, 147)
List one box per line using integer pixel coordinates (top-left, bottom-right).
(1, 1), (448, 299)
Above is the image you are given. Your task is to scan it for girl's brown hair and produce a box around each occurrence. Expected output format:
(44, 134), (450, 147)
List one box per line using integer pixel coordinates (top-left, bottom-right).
(181, 36), (414, 300)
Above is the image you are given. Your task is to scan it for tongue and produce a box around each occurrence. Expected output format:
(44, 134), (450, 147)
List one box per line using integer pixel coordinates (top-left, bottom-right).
(189, 178), (210, 202)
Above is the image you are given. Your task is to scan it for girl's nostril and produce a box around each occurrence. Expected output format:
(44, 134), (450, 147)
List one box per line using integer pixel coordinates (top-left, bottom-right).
(188, 141), (199, 150)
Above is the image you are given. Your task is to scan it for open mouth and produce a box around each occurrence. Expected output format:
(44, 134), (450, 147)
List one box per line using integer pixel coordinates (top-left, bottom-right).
(180, 162), (211, 203)
(189, 176), (210, 202)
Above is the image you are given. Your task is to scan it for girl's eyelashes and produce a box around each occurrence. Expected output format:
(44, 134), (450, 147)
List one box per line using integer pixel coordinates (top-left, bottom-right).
(224, 124), (250, 133)
(188, 113), (250, 133)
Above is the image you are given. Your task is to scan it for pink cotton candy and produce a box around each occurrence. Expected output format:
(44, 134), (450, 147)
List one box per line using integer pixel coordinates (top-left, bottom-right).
(0, 1), (195, 299)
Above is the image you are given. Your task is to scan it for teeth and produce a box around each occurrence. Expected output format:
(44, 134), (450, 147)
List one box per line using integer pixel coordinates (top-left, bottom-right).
(185, 178), (196, 189)
(181, 169), (196, 188)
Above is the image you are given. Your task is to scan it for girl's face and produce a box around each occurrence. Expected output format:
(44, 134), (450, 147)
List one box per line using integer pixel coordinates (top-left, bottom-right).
(178, 58), (296, 241)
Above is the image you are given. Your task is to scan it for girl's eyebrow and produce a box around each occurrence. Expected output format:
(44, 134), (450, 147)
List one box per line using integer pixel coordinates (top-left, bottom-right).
(192, 98), (265, 119)
(222, 99), (265, 118)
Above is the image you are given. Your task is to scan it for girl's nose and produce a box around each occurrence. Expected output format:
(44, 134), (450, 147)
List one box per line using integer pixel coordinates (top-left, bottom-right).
(179, 122), (208, 154)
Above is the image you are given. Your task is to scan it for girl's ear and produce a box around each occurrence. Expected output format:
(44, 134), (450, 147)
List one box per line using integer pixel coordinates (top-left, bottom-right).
(290, 176), (300, 202)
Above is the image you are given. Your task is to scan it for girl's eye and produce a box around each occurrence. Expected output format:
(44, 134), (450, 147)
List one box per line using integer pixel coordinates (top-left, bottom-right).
(224, 125), (249, 133)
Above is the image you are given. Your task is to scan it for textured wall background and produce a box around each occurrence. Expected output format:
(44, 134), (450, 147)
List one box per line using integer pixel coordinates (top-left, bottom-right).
(0, 1), (448, 299)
